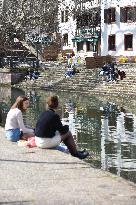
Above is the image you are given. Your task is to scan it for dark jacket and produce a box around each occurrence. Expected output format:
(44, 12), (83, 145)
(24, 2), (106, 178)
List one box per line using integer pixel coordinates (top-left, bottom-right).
(35, 108), (69, 138)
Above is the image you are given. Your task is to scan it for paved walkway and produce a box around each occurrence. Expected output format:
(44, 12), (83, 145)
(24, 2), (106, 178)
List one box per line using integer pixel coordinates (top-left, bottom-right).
(0, 127), (136, 205)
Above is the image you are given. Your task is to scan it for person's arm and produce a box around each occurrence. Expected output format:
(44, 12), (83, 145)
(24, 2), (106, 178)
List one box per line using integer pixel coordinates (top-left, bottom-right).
(16, 111), (34, 133)
(54, 114), (69, 134)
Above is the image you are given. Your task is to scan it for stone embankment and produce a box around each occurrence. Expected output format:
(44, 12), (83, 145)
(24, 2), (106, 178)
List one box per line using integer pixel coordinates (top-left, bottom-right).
(0, 68), (26, 85)
(14, 62), (136, 98)
(0, 126), (136, 205)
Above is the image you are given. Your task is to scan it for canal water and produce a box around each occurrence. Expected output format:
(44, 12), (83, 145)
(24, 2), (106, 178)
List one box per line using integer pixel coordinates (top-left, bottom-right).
(0, 87), (136, 183)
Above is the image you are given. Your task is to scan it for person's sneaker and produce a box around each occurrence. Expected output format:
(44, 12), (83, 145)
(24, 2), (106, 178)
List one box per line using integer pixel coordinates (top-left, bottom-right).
(72, 151), (89, 159)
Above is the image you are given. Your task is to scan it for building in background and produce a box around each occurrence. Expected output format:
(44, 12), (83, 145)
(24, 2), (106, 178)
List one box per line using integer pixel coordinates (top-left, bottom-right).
(58, 0), (101, 58)
(58, 0), (76, 53)
(101, 0), (136, 57)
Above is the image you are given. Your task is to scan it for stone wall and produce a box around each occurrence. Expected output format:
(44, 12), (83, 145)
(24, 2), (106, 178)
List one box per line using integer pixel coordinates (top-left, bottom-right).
(85, 55), (113, 69)
(0, 72), (11, 84)
(43, 44), (61, 61)
(0, 72), (25, 85)
(0, 87), (11, 99)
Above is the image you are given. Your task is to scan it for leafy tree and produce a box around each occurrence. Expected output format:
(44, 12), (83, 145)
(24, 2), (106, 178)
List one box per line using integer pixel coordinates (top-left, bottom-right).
(0, 0), (59, 42)
(0, 0), (100, 50)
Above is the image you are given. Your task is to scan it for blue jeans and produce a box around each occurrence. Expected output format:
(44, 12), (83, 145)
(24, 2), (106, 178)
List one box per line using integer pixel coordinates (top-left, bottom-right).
(54, 144), (69, 153)
(5, 128), (21, 142)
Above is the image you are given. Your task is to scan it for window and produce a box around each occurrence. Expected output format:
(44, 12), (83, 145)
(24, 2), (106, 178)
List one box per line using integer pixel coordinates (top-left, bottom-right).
(124, 34), (133, 50)
(61, 10), (69, 23)
(104, 8), (116, 24)
(73, 41), (75, 48)
(63, 34), (68, 46)
(77, 42), (83, 51)
(86, 42), (93, 52)
(65, 10), (69, 22)
(125, 115), (134, 132)
(108, 35), (116, 50)
(120, 7), (136, 22)
(61, 11), (64, 23)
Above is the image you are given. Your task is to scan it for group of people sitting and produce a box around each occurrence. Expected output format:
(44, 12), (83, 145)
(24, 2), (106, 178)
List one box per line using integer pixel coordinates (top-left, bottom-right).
(4, 95), (89, 160)
(65, 52), (81, 78)
(99, 62), (126, 82)
(24, 70), (40, 81)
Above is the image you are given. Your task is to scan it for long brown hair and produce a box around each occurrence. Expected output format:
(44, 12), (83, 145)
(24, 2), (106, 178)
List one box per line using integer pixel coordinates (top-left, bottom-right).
(11, 96), (28, 112)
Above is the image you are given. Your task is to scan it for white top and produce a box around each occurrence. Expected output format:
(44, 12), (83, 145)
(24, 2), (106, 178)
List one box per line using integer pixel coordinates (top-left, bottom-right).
(5, 108), (33, 133)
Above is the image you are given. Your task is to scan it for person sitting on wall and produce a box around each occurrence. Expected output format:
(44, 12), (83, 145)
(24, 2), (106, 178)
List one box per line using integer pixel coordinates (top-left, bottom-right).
(108, 62), (115, 74)
(24, 69), (40, 81)
(32, 70), (40, 80)
(67, 53), (71, 66)
(99, 62), (117, 82)
(72, 66), (76, 75)
(24, 69), (33, 81)
(5, 96), (34, 142)
(99, 62), (108, 76)
(34, 95), (89, 159)
(107, 68), (114, 82)
(113, 67), (119, 81)
(118, 70), (126, 80)
(65, 65), (73, 78)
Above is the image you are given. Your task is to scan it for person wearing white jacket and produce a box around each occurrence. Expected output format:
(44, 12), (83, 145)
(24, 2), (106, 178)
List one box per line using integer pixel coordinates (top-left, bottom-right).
(5, 96), (34, 142)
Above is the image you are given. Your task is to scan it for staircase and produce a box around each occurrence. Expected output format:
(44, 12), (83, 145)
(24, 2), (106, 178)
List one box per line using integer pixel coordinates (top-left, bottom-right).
(15, 62), (136, 98)
(55, 66), (99, 93)
(54, 63), (136, 97)
(17, 62), (67, 89)
(91, 64), (136, 96)
(20, 41), (43, 61)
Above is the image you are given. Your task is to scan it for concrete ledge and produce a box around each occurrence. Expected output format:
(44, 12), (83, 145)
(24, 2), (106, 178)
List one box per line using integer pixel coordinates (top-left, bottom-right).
(0, 127), (136, 205)
(0, 72), (26, 85)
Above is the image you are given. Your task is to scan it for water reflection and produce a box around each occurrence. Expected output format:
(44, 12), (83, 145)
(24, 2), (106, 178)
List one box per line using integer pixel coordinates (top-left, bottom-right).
(0, 87), (136, 183)
(101, 103), (136, 182)
(0, 109), (2, 123)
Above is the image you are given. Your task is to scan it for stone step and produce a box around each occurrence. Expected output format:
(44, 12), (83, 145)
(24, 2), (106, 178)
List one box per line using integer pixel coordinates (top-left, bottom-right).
(57, 83), (136, 92)
(93, 87), (136, 92)
(17, 63), (136, 96)
(99, 83), (133, 89)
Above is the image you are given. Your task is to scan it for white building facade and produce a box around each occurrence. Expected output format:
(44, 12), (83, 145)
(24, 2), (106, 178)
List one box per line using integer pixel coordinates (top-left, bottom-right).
(58, 0), (76, 51)
(101, 0), (136, 57)
(58, 0), (101, 58)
